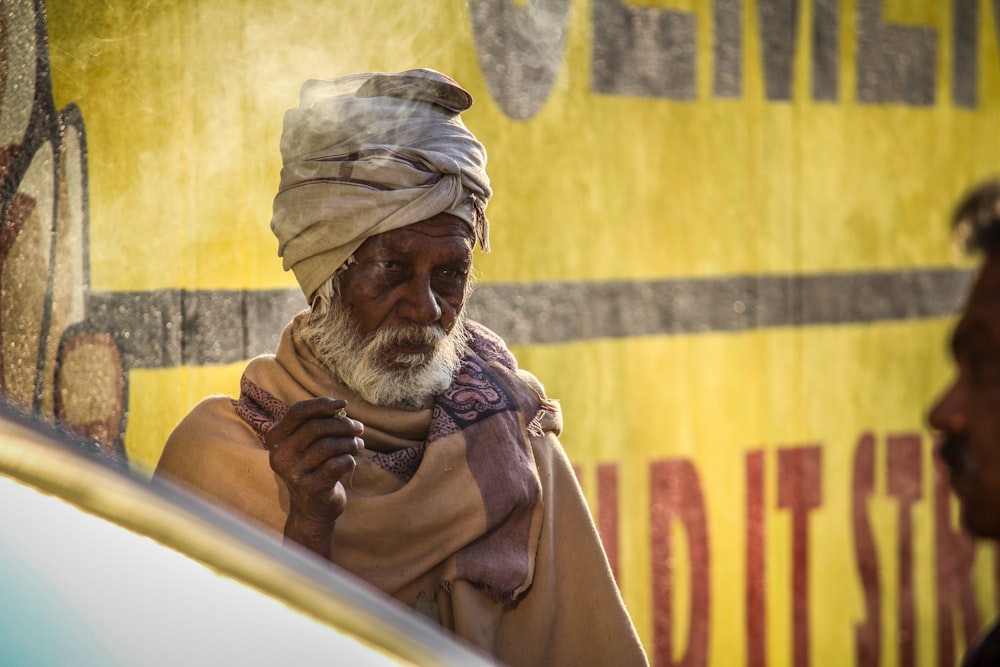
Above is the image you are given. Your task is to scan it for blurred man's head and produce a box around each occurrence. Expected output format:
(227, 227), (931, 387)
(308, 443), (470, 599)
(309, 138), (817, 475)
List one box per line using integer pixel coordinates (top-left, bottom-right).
(929, 178), (1000, 538)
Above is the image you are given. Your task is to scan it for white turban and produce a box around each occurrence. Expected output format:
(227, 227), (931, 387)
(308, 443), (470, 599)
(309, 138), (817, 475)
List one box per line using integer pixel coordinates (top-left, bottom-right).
(270, 69), (492, 300)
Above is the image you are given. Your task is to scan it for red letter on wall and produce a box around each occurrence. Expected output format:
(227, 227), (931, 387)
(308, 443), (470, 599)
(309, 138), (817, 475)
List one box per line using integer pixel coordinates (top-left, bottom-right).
(597, 462), (620, 582)
(778, 446), (823, 667)
(852, 432), (881, 666)
(746, 449), (767, 667)
(651, 459), (710, 667)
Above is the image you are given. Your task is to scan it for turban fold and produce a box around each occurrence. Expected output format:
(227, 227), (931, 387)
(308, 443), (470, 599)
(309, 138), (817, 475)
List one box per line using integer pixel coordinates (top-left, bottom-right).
(270, 69), (492, 300)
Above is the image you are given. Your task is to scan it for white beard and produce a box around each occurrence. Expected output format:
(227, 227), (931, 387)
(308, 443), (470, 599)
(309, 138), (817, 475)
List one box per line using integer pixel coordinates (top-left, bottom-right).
(299, 299), (469, 409)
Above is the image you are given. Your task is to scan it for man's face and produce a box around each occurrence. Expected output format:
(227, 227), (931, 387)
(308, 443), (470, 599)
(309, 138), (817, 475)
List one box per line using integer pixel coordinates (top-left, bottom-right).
(299, 212), (474, 409)
(338, 212), (473, 346)
(929, 253), (1000, 538)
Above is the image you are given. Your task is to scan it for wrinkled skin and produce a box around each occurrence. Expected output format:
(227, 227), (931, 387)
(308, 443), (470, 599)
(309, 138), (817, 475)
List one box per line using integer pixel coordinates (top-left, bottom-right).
(928, 253), (1000, 539)
(268, 213), (474, 557)
(266, 397), (364, 554)
(337, 213), (473, 340)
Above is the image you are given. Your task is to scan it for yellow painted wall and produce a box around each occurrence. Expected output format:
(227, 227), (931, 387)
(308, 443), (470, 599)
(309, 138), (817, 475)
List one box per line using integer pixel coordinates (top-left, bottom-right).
(41, 0), (1000, 664)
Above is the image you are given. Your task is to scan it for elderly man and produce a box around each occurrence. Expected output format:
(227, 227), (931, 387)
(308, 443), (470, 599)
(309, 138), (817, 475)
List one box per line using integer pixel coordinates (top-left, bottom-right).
(155, 69), (648, 666)
(928, 178), (1000, 666)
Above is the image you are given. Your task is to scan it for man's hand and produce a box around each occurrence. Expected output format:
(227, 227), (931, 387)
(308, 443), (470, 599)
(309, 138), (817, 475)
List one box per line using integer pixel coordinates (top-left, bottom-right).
(264, 397), (364, 557)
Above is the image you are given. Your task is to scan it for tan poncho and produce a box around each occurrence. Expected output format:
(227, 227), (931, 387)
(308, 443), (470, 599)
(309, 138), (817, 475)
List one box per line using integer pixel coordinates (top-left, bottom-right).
(156, 315), (647, 666)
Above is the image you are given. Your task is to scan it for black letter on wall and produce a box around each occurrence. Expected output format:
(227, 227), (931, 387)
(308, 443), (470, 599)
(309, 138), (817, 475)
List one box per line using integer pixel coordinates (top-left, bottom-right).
(757, 0), (800, 100)
(469, 0), (571, 121)
(714, 0), (742, 98)
(856, 0), (936, 105)
(951, 0), (977, 107)
(592, 0), (696, 99)
(756, 0), (838, 102)
(811, 0), (839, 101)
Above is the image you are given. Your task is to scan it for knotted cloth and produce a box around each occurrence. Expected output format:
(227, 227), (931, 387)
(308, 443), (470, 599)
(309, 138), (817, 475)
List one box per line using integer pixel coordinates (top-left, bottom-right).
(271, 69), (493, 300)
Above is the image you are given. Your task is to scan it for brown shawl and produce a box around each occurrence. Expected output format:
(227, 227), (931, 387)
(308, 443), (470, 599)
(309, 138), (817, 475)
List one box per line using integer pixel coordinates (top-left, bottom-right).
(156, 314), (648, 666)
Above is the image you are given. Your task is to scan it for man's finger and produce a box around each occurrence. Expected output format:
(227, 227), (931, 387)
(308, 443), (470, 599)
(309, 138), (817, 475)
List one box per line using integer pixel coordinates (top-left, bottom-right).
(291, 435), (365, 473)
(265, 397), (349, 444)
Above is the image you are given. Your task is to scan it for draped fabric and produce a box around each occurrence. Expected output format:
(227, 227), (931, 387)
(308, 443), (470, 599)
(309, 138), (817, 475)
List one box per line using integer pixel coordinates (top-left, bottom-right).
(232, 318), (548, 602)
(156, 314), (649, 666)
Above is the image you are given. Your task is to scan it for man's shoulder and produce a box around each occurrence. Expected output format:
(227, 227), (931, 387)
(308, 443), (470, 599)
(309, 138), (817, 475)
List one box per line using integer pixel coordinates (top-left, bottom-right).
(509, 367), (563, 437)
(513, 367), (548, 400)
(465, 319), (563, 431)
(170, 394), (245, 437)
(465, 319), (518, 370)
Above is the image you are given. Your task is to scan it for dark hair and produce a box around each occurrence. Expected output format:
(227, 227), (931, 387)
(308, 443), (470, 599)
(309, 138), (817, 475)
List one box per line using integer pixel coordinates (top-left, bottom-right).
(952, 178), (1000, 254)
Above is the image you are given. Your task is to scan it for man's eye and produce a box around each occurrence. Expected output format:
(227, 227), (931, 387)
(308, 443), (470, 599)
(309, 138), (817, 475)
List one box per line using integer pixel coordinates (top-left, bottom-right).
(439, 267), (468, 279)
(376, 260), (400, 271)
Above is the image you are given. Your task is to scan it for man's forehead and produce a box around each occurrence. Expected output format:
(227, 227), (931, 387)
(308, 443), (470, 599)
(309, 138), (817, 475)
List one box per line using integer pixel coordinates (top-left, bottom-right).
(402, 214), (474, 238)
(362, 215), (474, 249)
(954, 254), (1000, 350)
(968, 254), (1000, 305)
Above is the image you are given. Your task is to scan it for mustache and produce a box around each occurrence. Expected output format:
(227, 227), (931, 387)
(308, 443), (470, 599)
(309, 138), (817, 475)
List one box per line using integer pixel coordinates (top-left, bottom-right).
(375, 322), (446, 348)
(938, 434), (973, 475)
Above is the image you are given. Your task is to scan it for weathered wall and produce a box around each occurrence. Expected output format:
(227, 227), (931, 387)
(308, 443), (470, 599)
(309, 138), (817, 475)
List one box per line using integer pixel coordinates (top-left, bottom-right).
(4, 0), (1000, 664)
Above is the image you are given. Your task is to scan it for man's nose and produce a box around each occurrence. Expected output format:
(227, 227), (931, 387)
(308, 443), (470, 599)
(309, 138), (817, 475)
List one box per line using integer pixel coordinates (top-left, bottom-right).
(398, 276), (442, 325)
(928, 378), (968, 435)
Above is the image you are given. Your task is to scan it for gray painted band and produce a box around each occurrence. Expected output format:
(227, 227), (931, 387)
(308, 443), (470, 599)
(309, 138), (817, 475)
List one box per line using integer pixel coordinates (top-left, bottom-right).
(84, 268), (973, 370)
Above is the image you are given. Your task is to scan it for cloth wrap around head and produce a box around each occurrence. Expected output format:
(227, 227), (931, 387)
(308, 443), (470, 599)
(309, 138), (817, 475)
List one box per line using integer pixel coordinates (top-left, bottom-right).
(270, 69), (492, 301)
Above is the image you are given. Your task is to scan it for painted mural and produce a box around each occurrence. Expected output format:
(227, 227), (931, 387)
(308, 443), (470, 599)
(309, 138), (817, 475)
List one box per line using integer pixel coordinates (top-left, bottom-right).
(0, 0), (125, 456)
